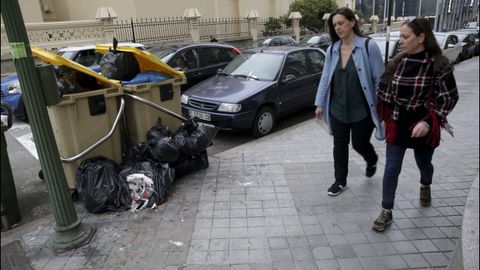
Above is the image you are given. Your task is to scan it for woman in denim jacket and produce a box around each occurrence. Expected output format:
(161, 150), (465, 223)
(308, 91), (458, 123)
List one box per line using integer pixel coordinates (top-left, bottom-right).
(314, 7), (385, 196)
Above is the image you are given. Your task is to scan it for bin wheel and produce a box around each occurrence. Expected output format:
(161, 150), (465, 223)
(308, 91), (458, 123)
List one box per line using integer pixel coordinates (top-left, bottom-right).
(70, 190), (79, 202)
(38, 170), (44, 180)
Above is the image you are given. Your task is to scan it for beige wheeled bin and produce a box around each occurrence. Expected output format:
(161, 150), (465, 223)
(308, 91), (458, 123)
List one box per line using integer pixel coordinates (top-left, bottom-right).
(95, 45), (187, 143)
(47, 88), (124, 189)
(32, 46), (124, 190)
(122, 77), (186, 143)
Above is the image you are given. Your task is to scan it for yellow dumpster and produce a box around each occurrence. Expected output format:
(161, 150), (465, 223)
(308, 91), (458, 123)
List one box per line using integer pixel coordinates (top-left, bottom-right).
(32, 46), (123, 190)
(96, 46), (186, 143)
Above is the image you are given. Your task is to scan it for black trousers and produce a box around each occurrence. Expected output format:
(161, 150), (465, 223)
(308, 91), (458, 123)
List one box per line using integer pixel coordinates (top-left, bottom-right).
(330, 115), (377, 186)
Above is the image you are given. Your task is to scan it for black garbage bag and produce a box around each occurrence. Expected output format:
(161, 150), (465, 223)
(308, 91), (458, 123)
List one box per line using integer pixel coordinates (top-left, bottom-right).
(76, 157), (131, 213)
(148, 137), (180, 163)
(173, 119), (219, 156)
(123, 142), (151, 164)
(99, 38), (140, 81)
(120, 161), (175, 208)
(173, 150), (209, 178)
(146, 120), (172, 143)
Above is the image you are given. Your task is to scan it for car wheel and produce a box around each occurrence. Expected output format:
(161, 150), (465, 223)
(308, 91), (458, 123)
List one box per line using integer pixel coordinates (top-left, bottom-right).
(251, 106), (275, 137)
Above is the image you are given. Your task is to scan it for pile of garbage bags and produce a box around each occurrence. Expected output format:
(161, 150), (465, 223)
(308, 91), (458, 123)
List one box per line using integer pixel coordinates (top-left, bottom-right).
(76, 118), (218, 214)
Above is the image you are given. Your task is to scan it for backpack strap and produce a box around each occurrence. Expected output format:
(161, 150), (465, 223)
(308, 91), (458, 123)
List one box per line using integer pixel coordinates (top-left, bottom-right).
(330, 37), (371, 58)
(365, 37), (370, 57)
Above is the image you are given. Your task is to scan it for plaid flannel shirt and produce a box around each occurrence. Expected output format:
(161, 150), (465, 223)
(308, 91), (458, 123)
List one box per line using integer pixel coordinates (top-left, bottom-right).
(377, 51), (458, 125)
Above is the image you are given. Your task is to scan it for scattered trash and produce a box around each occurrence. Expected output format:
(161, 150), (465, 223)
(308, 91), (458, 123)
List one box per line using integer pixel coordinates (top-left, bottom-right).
(237, 181), (254, 186)
(169, 240), (185, 247)
(126, 173), (155, 212)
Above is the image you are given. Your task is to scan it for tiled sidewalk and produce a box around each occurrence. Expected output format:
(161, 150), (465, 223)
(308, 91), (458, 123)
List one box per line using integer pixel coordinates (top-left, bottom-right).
(1, 58), (479, 270)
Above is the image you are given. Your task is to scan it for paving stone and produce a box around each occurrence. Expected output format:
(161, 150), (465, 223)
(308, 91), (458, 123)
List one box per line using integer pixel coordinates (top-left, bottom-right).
(331, 244), (356, 258)
(359, 256), (386, 270)
(401, 254), (430, 268)
(312, 246), (335, 260)
(423, 252), (449, 267)
(337, 258), (363, 270)
(315, 259), (339, 270)
(431, 238), (456, 252)
(270, 248), (293, 262)
(291, 247), (315, 261)
(380, 255), (408, 269)
(392, 241), (418, 254)
(401, 228), (428, 240)
(294, 260), (319, 270)
(412, 239), (440, 253)
(372, 242), (398, 256)
(353, 243), (377, 257)
(325, 234), (349, 246)
(268, 237), (289, 249)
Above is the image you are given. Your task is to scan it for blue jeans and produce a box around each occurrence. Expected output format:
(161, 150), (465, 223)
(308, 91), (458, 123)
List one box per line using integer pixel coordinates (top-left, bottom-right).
(382, 144), (435, 209)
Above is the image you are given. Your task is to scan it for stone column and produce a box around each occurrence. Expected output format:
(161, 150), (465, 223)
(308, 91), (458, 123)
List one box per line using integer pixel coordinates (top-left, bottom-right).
(245, 10), (260, 41)
(183, 8), (202, 42)
(370, 15), (379, 33)
(322, 13), (330, 32)
(289, 11), (302, 43)
(96, 7), (118, 43)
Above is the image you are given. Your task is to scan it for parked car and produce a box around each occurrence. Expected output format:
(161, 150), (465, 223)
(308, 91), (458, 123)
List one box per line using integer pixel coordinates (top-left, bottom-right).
(450, 31), (477, 61)
(370, 35), (401, 62)
(0, 42), (145, 120)
(149, 43), (241, 90)
(455, 29), (479, 56)
(181, 46), (325, 137)
(57, 42), (146, 72)
(433, 32), (463, 63)
(244, 35), (297, 49)
(299, 33), (331, 51)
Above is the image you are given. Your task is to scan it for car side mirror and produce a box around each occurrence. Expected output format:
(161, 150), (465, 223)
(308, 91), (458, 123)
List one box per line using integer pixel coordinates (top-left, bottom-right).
(283, 74), (296, 83)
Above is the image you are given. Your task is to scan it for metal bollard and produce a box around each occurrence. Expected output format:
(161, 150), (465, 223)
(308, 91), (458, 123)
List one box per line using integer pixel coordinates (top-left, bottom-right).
(1, 103), (21, 231)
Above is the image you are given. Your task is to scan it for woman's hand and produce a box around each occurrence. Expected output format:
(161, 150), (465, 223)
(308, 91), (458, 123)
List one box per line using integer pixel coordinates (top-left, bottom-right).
(411, 121), (430, 138)
(315, 107), (324, 120)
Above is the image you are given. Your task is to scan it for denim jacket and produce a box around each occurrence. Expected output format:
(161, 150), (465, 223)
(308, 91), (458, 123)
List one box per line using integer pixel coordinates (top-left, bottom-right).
(315, 34), (385, 140)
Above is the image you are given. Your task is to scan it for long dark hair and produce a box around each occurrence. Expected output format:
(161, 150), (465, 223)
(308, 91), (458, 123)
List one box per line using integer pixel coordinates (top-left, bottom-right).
(381, 18), (450, 83)
(327, 7), (364, 43)
(402, 18), (442, 56)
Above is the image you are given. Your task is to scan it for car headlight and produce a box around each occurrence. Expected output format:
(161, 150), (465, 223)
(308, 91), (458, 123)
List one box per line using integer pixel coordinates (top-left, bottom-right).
(218, 103), (242, 113)
(7, 81), (21, 94)
(181, 94), (189, 105)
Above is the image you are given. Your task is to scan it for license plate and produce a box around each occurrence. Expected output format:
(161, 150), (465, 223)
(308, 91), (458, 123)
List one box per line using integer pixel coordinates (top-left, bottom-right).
(189, 110), (211, 121)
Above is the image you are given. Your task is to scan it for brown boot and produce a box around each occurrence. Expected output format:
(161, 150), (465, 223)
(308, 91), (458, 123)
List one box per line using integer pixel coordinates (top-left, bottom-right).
(420, 186), (431, 207)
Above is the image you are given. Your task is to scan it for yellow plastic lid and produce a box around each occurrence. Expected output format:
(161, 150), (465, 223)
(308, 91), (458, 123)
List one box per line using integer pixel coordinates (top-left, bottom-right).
(31, 46), (121, 87)
(95, 45), (185, 80)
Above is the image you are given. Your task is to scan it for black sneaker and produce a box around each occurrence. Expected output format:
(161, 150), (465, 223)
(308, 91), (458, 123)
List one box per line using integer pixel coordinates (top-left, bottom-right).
(327, 183), (347, 196)
(372, 209), (393, 232)
(420, 186), (431, 207)
(366, 163), (377, 177)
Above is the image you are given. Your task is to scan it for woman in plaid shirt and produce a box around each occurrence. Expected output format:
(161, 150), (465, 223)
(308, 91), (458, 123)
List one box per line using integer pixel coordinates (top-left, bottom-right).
(372, 18), (459, 232)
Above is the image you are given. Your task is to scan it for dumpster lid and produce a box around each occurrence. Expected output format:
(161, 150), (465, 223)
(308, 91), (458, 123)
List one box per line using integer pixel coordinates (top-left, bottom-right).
(31, 46), (121, 87)
(95, 45), (185, 80)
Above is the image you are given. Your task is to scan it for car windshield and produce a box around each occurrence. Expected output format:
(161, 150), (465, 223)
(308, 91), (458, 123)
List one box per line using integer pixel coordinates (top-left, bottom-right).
(222, 52), (284, 81)
(300, 35), (328, 45)
(456, 33), (467, 40)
